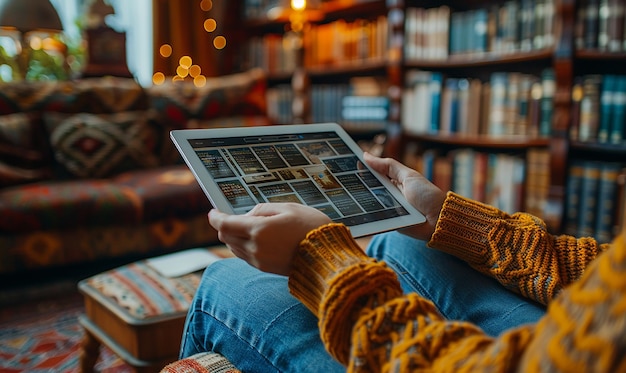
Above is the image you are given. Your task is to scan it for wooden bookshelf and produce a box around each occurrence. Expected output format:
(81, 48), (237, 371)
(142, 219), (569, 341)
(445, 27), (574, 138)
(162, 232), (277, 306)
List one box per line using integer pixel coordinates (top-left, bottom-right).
(231, 0), (626, 240)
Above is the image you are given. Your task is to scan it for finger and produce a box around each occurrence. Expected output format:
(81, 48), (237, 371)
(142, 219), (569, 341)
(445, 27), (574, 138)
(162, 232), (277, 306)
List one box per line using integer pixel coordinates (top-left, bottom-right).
(364, 153), (414, 185)
(247, 203), (289, 217)
(209, 209), (255, 239)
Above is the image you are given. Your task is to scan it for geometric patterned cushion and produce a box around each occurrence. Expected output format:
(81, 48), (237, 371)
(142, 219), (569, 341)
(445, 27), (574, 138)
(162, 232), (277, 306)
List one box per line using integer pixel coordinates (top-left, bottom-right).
(148, 68), (267, 129)
(0, 78), (148, 115)
(83, 261), (202, 321)
(44, 111), (160, 178)
(0, 113), (53, 186)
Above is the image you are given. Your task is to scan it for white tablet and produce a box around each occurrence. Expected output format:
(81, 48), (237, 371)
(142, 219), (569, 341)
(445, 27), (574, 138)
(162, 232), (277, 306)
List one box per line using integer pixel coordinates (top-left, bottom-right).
(170, 123), (425, 237)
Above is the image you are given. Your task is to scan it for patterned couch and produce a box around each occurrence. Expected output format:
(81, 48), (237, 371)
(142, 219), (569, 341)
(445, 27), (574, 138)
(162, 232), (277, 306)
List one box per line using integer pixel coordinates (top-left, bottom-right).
(0, 68), (269, 275)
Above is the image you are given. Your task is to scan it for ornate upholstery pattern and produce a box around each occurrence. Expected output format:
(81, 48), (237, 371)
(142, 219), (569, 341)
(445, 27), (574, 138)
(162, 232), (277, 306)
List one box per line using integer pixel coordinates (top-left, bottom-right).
(0, 69), (267, 275)
(0, 113), (53, 186)
(45, 112), (160, 178)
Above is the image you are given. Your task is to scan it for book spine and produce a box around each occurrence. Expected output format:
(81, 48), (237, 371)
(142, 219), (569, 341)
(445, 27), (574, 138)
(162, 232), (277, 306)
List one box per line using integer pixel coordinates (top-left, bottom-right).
(598, 74), (616, 142)
(520, 0), (535, 51)
(452, 149), (475, 199)
(540, 68), (556, 136)
(616, 168), (626, 237)
(570, 78), (584, 140)
(564, 160), (585, 236)
(585, 0), (600, 49)
(610, 75), (626, 144)
(608, 0), (625, 51)
(599, 0), (611, 50)
(541, 0), (555, 48)
(595, 162), (621, 243)
(429, 72), (443, 133)
(576, 0), (588, 49)
(489, 72), (508, 135)
(528, 81), (543, 137)
(534, 0), (547, 49)
(577, 161), (601, 238)
(578, 74), (603, 141)
(505, 73), (521, 135)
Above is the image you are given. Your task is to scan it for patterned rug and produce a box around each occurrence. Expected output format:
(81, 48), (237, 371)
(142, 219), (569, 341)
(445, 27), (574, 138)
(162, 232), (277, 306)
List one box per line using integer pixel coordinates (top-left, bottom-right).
(0, 291), (132, 372)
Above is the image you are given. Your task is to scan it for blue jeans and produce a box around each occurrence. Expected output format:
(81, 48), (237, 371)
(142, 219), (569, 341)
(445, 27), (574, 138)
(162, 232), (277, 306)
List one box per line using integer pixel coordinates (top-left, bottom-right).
(180, 232), (546, 372)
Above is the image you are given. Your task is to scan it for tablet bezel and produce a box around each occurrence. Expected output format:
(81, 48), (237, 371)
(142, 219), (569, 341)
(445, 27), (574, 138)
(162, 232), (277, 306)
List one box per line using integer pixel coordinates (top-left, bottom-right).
(170, 123), (425, 237)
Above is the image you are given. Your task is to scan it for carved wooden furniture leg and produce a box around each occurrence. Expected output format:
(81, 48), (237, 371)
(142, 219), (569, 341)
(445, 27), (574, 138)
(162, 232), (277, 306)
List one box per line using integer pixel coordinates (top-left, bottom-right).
(79, 326), (100, 373)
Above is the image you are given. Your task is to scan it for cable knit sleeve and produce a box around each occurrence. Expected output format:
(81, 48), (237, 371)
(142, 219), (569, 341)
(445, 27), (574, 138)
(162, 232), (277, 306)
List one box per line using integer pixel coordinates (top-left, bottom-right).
(288, 218), (626, 372)
(428, 192), (609, 304)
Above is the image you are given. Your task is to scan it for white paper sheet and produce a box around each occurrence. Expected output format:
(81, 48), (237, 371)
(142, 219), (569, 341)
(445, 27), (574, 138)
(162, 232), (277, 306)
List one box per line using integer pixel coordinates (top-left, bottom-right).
(146, 248), (223, 277)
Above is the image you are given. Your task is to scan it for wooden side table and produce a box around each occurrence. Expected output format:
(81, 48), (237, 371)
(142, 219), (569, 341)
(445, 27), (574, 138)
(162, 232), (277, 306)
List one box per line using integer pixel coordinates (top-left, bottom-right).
(77, 248), (229, 372)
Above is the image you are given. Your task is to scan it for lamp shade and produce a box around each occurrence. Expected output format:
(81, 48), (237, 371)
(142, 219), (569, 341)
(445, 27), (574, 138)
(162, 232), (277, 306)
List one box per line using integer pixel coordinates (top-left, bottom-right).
(0, 0), (63, 34)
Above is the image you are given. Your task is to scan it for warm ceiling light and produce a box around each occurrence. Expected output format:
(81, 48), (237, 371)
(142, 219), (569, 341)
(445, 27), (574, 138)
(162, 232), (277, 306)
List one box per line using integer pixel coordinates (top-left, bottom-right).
(213, 36), (226, 49)
(204, 18), (216, 32)
(176, 65), (189, 78)
(179, 55), (192, 68)
(160, 44), (172, 57)
(200, 0), (213, 12)
(189, 64), (201, 77)
(152, 72), (165, 85)
(291, 0), (306, 11)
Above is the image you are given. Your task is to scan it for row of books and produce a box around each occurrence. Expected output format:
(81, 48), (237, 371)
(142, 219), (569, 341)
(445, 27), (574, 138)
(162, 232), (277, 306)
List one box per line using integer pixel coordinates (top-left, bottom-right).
(240, 33), (300, 75)
(404, 147), (549, 215)
(570, 74), (626, 145)
(564, 160), (626, 243)
(302, 16), (388, 68)
(241, 0), (281, 20)
(576, 0), (626, 52)
(404, 0), (556, 61)
(401, 69), (555, 137)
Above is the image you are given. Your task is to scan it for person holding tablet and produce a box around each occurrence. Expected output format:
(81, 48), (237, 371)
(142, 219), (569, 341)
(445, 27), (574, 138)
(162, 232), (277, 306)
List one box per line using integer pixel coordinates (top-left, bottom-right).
(179, 152), (624, 372)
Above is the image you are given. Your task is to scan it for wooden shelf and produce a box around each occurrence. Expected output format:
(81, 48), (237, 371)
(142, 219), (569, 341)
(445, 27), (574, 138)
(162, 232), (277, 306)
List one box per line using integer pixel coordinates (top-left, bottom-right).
(401, 133), (550, 149)
(405, 49), (554, 69)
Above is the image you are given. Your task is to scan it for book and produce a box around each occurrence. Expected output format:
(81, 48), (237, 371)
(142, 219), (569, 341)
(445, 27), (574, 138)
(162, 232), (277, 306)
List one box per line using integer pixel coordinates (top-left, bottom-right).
(577, 161), (602, 238)
(451, 148), (475, 199)
(539, 68), (555, 136)
(598, 74), (616, 143)
(564, 160), (585, 236)
(520, 0), (535, 51)
(599, 0), (611, 50)
(569, 78), (584, 140)
(429, 72), (444, 133)
(525, 148), (551, 219)
(488, 72), (508, 135)
(595, 162), (621, 243)
(505, 73), (521, 135)
(615, 168), (626, 237)
(578, 74), (603, 141)
(528, 81), (543, 137)
(610, 75), (626, 144)
(432, 153), (453, 192)
(607, 0), (625, 51)
(584, 0), (600, 49)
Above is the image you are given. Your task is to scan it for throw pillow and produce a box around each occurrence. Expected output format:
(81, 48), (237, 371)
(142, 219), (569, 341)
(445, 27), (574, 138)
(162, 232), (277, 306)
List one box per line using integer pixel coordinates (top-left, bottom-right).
(0, 113), (53, 187)
(45, 111), (160, 179)
(148, 68), (268, 128)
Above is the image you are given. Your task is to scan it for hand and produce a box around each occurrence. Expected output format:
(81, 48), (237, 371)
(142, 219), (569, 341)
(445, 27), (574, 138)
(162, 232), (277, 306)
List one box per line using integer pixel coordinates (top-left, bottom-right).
(208, 203), (332, 275)
(363, 152), (445, 241)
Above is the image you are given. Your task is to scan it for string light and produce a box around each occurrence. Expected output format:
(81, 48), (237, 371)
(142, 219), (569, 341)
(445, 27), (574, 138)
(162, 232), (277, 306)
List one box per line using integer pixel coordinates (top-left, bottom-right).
(157, 2), (226, 83)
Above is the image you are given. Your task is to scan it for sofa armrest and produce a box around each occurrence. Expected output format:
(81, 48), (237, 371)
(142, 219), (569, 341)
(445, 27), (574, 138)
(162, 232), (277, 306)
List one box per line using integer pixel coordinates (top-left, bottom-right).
(161, 352), (240, 373)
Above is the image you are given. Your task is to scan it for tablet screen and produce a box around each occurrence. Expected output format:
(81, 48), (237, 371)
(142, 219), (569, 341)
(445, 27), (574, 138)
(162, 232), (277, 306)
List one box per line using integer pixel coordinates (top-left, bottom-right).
(171, 123), (425, 237)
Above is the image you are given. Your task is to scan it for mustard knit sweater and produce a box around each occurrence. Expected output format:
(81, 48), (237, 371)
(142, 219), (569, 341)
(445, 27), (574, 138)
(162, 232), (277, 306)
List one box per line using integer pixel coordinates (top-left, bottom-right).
(288, 192), (624, 372)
